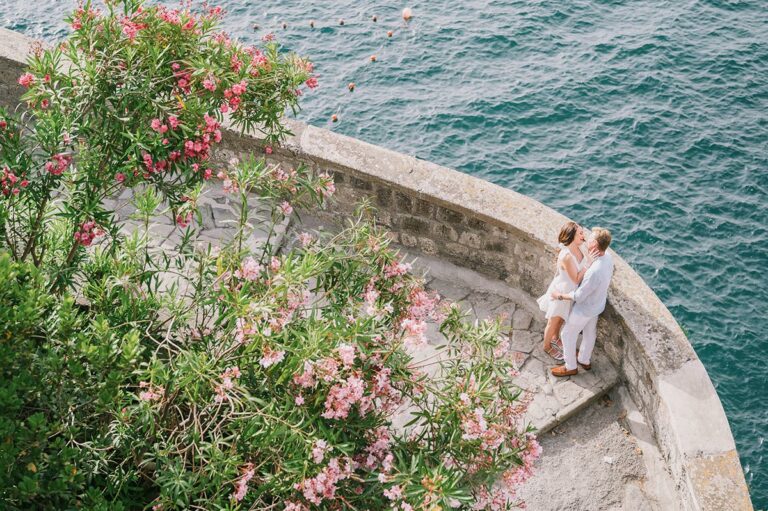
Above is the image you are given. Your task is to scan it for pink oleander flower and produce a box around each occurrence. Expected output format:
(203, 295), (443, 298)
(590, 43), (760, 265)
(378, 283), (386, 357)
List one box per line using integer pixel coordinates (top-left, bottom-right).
(383, 260), (412, 278)
(293, 361), (316, 388)
(73, 220), (104, 247)
(298, 232), (313, 247)
(294, 457), (354, 505)
(167, 115), (179, 129)
(295, 394), (305, 405)
(39, 99), (49, 109)
(232, 463), (255, 502)
(44, 153), (72, 176)
(305, 76), (319, 89)
(262, 32), (275, 42)
(18, 73), (35, 87)
(280, 201), (293, 215)
(312, 439), (329, 464)
(322, 375), (366, 420)
(337, 344), (356, 366)
(235, 317), (256, 344)
(383, 485), (403, 501)
(138, 381), (164, 402)
(203, 75), (217, 91)
(231, 80), (247, 95)
(235, 257), (262, 281)
(115, 173), (126, 183)
(260, 346), (285, 368)
(400, 318), (427, 347)
(317, 173), (335, 197)
(264, 145), (273, 154)
(176, 212), (192, 227)
(270, 256), (281, 271)
(120, 16), (146, 42)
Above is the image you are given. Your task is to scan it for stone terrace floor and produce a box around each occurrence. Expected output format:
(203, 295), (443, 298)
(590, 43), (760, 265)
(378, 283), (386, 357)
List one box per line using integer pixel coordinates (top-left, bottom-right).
(406, 251), (620, 434)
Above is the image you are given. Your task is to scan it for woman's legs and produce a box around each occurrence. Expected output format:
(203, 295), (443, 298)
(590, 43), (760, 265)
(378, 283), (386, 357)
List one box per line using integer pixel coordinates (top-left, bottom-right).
(543, 316), (565, 351)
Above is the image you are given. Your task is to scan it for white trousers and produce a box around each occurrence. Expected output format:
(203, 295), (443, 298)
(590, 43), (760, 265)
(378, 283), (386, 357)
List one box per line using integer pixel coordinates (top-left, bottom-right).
(562, 312), (598, 370)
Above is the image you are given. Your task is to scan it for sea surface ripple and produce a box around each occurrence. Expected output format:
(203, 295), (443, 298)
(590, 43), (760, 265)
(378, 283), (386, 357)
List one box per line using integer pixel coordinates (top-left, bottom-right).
(2, 0), (767, 505)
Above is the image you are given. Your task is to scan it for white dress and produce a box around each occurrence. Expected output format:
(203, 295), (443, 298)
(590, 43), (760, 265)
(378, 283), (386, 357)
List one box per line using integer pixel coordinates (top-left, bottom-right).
(537, 247), (588, 321)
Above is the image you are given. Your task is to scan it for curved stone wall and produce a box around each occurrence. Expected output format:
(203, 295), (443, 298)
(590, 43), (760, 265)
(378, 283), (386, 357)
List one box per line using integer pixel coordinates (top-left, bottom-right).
(0, 27), (752, 510)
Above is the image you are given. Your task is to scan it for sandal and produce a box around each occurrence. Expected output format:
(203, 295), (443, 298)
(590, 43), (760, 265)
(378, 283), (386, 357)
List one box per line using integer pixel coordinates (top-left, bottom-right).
(544, 342), (564, 362)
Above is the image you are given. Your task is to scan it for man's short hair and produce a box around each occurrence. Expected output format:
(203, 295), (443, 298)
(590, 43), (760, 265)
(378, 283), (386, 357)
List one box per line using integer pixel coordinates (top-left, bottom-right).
(592, 227), (612, 251)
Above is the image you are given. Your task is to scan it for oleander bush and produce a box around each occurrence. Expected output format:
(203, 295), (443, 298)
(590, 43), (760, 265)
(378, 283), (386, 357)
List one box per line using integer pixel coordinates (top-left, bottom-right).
(0, 2), (539, 510)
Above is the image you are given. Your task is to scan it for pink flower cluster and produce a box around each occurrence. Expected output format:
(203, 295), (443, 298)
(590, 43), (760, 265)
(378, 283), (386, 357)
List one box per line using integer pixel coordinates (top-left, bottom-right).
(232, 462), (255, 502)
(398, 287), (440, 348)
(500, 433), (541, 489)
(175, 211), (192, 227)
(362, 426), (394, 471)
(120, 16), (146, 42)
(294, 457), (355, 505)
(150, 117), (177, 135)
(183, 114), (221, 160)
(156, 6), (182, 25)
(400, 318), (427, 348)
(235, 257), (262, 281)
(44, 153), (72, 176)
(18, 72), (35, 88)
(202, 75), (217, 92)
(235, 317), (256, 344)
(221, 79), (248, 112)
(70, 5), (99, 30)
(138, 381), (165, 402)
(171, 63), (192, 93)
(73, 220), (104, 247)
(316, 173), (335, 197)
(297, 232), (313, 247)
(260, 345), (286, 368)
(311, 439), (329, 464)
(322, 374), (367, 420)
(1, 166), (29, 196)
(460, 407), (507, 451)
(217, 169), (238, 193)
(214, 366), (241, 403)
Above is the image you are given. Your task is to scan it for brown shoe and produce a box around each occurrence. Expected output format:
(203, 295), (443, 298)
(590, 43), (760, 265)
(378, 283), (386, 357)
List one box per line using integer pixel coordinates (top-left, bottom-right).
(576, 350), (591, 371)
(551, 365), (578, 377)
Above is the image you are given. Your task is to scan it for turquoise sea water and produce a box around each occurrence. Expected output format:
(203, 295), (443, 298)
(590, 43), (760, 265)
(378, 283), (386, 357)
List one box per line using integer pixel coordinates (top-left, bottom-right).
(2, 0), (766, 505)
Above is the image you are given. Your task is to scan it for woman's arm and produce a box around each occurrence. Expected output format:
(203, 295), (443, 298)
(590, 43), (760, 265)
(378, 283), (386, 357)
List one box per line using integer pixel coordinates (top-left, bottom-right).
(562, 254), (590, 285)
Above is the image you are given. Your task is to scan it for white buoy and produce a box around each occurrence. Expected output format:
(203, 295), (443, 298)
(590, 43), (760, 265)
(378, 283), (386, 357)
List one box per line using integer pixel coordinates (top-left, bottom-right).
(402, 7), (413, 21)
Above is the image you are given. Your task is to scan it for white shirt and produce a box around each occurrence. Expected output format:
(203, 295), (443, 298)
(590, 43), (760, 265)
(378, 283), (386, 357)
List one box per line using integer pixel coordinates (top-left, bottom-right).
(566, 251), (614, 318)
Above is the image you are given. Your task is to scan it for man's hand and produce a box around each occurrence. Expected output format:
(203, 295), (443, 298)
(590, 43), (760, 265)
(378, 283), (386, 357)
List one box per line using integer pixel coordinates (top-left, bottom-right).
(589, 247), (601, 259)
(550, 291), (561, 300)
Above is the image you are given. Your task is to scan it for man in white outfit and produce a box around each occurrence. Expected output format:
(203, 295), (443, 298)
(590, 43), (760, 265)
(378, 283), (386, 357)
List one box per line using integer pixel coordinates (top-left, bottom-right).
(550, 227), (614, 377)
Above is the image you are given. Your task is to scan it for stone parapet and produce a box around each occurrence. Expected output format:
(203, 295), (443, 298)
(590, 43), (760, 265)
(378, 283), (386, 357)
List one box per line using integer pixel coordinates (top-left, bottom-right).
(220, 120), (752, 510)
(0, 26), (752, 510)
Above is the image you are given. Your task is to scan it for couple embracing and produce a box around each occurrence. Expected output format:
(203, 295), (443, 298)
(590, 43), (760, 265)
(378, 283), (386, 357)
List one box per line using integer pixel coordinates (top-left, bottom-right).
(536, 223), (614, 377)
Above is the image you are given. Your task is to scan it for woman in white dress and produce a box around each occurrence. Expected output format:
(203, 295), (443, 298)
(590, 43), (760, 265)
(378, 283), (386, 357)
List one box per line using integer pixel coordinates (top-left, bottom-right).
(537, 222), (592, 361)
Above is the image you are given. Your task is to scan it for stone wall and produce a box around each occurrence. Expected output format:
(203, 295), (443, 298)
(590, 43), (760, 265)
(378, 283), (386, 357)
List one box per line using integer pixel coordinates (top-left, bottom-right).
(0, 27), (752, 510)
